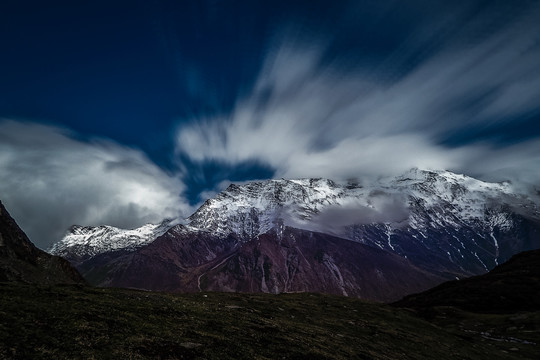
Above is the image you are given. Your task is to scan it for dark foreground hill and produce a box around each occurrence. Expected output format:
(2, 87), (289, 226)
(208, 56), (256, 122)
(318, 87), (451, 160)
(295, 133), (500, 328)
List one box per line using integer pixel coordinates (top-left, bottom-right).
(394, 249), (540, 313)
(1, 283), (538, 360)
(387, 249), (540, 359)
(0, 200), (84, 284)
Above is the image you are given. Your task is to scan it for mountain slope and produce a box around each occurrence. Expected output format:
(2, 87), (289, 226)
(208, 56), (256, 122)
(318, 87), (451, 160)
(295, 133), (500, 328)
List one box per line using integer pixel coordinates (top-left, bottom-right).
(198, 227), (443, 301)
(394, 249), (540, 312)
(0, 200), (84, 284)
(77, 225), (442, 302)
(77, 225), (240, 291)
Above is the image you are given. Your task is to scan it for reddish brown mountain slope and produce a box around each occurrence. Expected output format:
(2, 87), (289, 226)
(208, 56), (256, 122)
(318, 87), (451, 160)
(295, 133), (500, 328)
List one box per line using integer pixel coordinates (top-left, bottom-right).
(79, 225), (442, 302)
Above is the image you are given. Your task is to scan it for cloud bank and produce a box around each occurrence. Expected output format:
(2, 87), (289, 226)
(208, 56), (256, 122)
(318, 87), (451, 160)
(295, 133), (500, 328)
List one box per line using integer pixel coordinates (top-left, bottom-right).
(0, 120), (191, 249)
(286, 192), (410, 238)
(175, 3), (540, 187)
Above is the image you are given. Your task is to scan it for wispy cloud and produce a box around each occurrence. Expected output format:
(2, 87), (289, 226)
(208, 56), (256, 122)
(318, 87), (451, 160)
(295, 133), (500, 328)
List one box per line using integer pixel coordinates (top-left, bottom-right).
(175, 2), (540, 187)
(0, 120), (192, 249)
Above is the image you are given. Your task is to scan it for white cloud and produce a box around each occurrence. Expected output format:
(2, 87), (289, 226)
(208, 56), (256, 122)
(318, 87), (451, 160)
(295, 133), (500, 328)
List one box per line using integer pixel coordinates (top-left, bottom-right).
(175, 5), (540, 186)
(459, 140), (540, 190)
(0, 120), (192, 249)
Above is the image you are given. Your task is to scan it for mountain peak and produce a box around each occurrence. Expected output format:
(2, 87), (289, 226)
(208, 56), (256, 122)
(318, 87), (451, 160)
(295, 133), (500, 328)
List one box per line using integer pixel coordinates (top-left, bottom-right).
(49, 219), (176, 263)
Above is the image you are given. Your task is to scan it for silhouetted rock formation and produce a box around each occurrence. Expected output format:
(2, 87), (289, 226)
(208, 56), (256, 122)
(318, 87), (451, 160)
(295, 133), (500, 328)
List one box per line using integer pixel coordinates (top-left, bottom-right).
(0, 200), (85, 284)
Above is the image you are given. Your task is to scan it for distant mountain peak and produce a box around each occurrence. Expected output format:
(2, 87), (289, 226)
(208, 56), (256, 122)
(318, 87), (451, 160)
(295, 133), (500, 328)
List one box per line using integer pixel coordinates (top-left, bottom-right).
(49, 219), (177, 264)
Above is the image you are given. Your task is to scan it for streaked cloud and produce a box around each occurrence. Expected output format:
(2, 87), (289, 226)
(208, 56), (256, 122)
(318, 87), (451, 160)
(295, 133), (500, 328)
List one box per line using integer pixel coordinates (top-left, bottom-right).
(176, 2), (540, 188)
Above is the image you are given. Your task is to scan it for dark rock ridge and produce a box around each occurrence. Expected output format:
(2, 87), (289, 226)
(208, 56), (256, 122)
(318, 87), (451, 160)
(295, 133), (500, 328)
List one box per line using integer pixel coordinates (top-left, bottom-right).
(393, 249), (540, 312)
(0, 200), (85, 284)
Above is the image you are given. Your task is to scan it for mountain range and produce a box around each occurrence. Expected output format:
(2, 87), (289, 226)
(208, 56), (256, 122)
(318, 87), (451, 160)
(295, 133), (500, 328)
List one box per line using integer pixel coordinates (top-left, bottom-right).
(49, 169), (540, 301)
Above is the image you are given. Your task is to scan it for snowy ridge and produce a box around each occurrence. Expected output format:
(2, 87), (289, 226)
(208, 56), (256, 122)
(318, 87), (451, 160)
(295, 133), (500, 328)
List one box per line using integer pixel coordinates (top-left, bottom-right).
(187, 178), (350, 239)
(49, 220), (176, 260)
(188, 169), (535, 238)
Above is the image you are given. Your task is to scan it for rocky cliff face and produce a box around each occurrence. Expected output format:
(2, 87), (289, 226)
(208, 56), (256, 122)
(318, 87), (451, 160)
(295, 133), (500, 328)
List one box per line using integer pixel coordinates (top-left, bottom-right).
(0, 200), (85, 284)
(50, 169), (540, 300)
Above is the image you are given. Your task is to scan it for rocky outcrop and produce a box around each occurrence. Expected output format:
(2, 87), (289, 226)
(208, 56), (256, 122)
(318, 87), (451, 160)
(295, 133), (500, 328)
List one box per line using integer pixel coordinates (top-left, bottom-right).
(0, 200), (85, 284)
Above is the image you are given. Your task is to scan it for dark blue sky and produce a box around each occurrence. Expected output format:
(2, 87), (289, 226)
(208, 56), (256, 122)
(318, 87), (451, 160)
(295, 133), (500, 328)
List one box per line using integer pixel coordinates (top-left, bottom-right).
(1, 0), (345, 201)
(1, 2), (350, 146)
(2, 1), (266, 162)
(2, 0), (540, 247)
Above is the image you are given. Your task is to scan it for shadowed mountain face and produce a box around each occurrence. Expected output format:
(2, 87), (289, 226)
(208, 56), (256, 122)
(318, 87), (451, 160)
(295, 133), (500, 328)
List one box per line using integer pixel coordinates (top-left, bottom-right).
(78, 227), (240, 292)
(199, 227), (443, 302)
(0, 200), (84, 284)
(78, 225), (442, 302)
(393, 249), (540, 312)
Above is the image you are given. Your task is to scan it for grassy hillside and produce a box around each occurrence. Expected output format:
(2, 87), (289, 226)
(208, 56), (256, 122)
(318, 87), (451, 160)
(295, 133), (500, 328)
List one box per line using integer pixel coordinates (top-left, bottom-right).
(394, 250), (540, 313)
(1, 283), (538, 359)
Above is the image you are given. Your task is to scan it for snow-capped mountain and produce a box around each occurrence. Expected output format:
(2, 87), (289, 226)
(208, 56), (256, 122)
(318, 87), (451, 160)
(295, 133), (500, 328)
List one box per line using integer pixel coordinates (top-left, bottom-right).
(49, 219), (178, 264)
(190, 169), (530, 239)
(188, 178), (350, 238)
(186, 169), (539, 277)
(49, 169), (540, 300)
